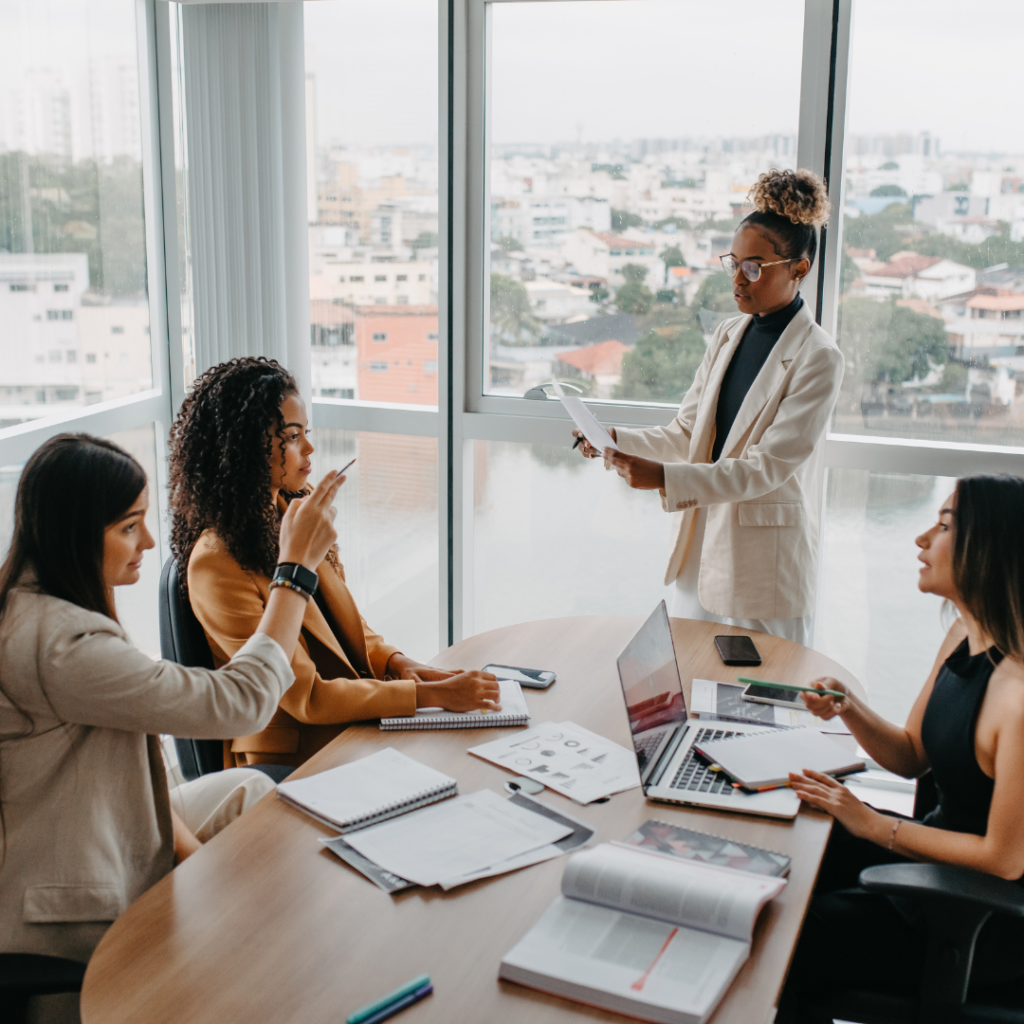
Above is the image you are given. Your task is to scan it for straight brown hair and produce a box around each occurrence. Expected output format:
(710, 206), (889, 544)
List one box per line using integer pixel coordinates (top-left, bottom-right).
(953, 475), (1024, 663)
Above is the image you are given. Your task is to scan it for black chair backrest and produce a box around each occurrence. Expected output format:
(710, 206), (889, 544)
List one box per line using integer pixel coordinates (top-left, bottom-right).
(158, 556), (224, 781)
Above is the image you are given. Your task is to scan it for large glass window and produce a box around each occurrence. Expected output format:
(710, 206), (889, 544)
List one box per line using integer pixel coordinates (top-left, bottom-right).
(835, 0), (1024, 445)
(0, 0), (152, 430)
(315, 430), (439, 661)
(814, 469), (954, 726)
(473, 441), (674, 633)
(304, 0), (439, 407)
(483, 0), (804, 405)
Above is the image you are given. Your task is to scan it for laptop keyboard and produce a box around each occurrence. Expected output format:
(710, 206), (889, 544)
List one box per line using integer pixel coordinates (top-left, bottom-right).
(669, 727), (738, 797)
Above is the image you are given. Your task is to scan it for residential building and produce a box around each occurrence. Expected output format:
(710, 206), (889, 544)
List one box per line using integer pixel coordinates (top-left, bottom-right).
(564, 229), (663, 291)
(555, 339), (630, 399)
(310, 258), (434, 306)
(860, 254), (976, 301)
(356, 305), (439, 404)
(310, 299), (357, 399)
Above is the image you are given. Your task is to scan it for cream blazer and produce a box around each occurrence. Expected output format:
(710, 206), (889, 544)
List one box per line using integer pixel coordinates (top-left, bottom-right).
(0, 584), (293, 962)
(614, 301), (844, 620)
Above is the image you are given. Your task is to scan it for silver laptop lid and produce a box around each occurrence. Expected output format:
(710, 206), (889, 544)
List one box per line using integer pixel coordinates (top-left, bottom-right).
(615, 601), (687, 785)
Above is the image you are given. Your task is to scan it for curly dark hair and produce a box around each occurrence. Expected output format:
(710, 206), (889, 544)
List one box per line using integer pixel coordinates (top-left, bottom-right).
(168, 357), (300, 581)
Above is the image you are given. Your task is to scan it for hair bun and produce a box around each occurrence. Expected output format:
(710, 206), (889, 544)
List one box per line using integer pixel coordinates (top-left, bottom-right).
(748, 168), (830, 228)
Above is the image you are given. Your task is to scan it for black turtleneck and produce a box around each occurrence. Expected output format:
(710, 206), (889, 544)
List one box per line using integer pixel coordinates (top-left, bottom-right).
(711, 293), (804, 462)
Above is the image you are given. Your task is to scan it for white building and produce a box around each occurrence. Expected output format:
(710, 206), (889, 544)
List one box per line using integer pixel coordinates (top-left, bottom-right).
(523, 279), (595, 322)
(861, 254), (976, 301)
(491, 196), (610, 247)
(564, 229), (663, 290)
(78, 301), (153, 404)
(309, 258), (434, 306)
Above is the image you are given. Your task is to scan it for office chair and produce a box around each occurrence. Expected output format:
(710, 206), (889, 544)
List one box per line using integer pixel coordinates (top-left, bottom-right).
(158, 557), (292, 785)
(798, 772), (1024, 1024)
(0, 953), (86, 1024)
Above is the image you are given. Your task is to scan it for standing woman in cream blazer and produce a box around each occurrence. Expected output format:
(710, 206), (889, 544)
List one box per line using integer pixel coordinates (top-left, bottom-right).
(0, 434), (341, 987)
(576, 170), (843, 642)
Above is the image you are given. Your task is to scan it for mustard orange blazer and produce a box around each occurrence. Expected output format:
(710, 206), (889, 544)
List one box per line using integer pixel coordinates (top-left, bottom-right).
(187, 528), (416, 767)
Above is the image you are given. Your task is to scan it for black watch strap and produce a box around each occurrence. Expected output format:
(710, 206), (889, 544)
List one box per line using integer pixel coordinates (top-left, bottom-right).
(272, 562), (319, 597)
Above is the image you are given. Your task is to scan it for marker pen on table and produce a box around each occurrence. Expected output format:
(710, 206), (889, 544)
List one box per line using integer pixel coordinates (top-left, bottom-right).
(360, 983), (433, 1024)
(346, 975), (431, 1024)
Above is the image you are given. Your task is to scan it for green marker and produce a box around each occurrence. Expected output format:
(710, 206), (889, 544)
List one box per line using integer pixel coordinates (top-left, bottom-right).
(738, 677), (847, 700)
(347, 974), (431, 1024)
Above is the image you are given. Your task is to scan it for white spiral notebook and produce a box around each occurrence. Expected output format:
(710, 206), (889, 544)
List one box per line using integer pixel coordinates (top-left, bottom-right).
(276, 747), (457, 833)
(379, 679), (530, 731)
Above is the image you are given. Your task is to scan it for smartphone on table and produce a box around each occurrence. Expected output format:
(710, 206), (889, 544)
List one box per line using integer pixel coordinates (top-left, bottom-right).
(482, 664), (556, 689)
(741, 681), (807, 710)
(714, 635), (762, 666)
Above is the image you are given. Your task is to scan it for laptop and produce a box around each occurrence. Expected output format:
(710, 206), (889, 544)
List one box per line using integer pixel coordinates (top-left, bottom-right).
(615, 601), (800, 819)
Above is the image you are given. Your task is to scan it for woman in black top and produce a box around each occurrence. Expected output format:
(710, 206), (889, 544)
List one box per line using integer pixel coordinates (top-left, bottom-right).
(781, 475), (1024, 1011)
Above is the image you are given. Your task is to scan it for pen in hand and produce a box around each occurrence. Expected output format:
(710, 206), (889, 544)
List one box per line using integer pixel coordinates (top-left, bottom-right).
(571, 436), (583, 450)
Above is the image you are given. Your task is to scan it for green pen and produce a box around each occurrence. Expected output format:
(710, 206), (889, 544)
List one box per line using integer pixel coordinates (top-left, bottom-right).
(738, 677), (847, 700)
(347, 974), (431, 1024)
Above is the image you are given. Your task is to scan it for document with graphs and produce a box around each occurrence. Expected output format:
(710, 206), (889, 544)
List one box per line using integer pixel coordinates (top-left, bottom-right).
(500, 843), (785, 1024)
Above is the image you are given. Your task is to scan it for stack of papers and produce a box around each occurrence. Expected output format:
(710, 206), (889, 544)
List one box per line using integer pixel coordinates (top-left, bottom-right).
(469, 721), (641, 804)
(323, 792), (594, 893)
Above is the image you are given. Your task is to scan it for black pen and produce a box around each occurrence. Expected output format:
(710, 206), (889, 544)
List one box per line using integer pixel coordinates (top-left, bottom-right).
(572, 436), (584, 450)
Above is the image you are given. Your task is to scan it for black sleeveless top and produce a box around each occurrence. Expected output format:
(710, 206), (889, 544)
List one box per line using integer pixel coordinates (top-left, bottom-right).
(920, 638), (1003, 836)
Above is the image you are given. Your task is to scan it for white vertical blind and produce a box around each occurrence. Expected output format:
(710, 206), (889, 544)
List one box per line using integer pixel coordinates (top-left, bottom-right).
(179, 2), (311, 398)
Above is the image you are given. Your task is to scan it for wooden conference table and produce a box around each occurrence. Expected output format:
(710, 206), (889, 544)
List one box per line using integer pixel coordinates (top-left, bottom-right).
(81, 616), (864, 1024)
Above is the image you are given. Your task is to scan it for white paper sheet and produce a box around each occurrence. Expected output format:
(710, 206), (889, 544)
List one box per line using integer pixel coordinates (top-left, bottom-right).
(470, 721), (641, 804)
(342, 789), (572, 887)
(552, 379), (618, 452)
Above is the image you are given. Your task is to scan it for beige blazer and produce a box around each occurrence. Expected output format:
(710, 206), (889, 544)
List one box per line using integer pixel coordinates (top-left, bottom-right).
(0, 584), (292, 962)
(615, 301), (844, 620)
(188, 527), (414, 768)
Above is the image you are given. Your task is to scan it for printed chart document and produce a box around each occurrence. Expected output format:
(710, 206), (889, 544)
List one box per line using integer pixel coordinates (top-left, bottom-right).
(322, 793), (595, 894)
(501, 843), (785, 1024)
(341, 788), (572, 887)
(552, 379), (618, 452)
(276, 748), (456, 833)
(470, 721), (641, 804)
(690, 679), (851, 735)
(380, 679), (529, 731)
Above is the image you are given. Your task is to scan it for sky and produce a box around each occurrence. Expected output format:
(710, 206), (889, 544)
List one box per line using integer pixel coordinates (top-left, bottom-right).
(306, 0), (1024, 156)
(3, 0), (1024, 156)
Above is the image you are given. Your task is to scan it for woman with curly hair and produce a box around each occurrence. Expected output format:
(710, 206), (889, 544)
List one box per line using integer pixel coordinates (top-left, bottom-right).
(169, 356), (499, 768)
(575, 169), (843, 642)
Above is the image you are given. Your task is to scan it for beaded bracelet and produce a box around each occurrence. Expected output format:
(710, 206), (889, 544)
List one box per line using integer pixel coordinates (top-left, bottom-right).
(269, 577), (315, 602)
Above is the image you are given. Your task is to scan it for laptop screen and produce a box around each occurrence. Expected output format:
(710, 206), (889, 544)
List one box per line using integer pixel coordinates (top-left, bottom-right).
(615, 602), (687, 775)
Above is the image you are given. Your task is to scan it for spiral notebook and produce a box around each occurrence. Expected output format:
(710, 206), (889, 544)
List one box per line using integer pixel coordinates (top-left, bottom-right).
(276, 747), (457, 833)
(379, 679), (530, 731)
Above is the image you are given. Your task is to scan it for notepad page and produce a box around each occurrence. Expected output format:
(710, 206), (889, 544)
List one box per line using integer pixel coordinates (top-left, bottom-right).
(396, 679), (529, 723)
(276, 748), (455, 829)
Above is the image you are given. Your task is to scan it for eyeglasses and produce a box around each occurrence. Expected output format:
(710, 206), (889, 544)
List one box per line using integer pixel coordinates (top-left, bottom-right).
(719, 254), (800, 282)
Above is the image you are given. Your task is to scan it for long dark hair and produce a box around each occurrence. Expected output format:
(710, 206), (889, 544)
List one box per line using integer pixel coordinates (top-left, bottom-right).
(0, 433), (147, 623)
(952, 475), (1024, 662)
(168, 356), (298, 581)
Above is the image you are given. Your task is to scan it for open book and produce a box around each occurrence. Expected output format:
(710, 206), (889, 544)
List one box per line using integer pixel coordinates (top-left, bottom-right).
(500, 843), (785, 1024)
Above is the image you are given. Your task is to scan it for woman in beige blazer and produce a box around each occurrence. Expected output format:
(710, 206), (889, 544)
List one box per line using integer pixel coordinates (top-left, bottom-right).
(577, 170), (843, 643)
(0, 433), (341, 977)
(169, 357), (499, 768)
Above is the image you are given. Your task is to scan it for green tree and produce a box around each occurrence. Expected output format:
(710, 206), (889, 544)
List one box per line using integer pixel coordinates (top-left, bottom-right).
(611, 208), (643, 230)
(614, 280), (654, 315)
(620, 262), (649, 283)
(941, 361), (968, 394)
(879, 161), (900, 171)
(411, 231), (439, 251)
(496, 235), (523, 252)
(870, 184), (907, 197)
(490, 273), (540, 345)
(837, 296), (948, 386)
(840, 202), (913, 262)
(691, 270), (737, 314)
(615, 324), (706, 403)
(653, 216), (692, 231)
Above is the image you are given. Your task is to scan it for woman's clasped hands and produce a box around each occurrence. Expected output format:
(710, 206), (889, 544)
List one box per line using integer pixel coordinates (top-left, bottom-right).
(571, 429), (666, 491)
